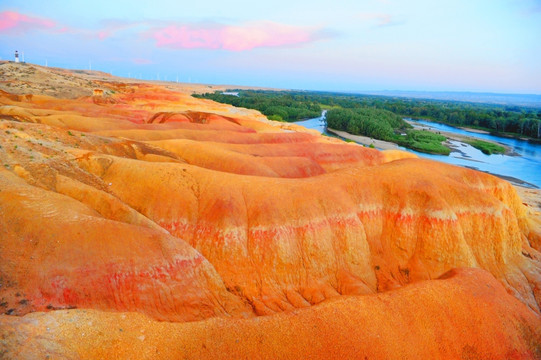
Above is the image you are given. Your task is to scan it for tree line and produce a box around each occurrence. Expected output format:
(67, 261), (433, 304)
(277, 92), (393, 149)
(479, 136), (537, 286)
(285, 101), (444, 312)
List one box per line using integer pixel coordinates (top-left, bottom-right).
(195, 90), (540, 153)
(318, 95), (541, 139)
(194, 91), (321, 122)
(197, 90), (540, 139)
(326, 107), (450, 155)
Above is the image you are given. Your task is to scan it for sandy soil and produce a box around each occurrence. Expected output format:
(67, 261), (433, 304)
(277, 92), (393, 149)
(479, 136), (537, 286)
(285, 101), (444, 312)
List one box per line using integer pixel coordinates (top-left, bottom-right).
(327, 128), (401, 150)
(515, 186), (541, 218)
(0, 61), (106, 98)
(0, 61), (273, 99)
(458, 127), (490, 134)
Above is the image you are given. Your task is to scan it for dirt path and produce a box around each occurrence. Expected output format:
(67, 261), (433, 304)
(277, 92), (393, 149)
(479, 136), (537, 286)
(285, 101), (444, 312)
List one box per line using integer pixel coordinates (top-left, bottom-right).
(326, 128), (401, 150)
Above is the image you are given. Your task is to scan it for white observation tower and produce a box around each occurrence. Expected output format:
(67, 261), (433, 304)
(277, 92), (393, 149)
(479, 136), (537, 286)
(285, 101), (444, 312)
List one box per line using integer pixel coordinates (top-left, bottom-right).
(15, 51), (19, 63)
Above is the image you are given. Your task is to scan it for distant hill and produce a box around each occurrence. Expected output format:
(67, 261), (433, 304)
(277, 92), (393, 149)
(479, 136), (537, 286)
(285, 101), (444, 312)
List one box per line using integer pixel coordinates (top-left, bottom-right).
(360, 90), (541, 109)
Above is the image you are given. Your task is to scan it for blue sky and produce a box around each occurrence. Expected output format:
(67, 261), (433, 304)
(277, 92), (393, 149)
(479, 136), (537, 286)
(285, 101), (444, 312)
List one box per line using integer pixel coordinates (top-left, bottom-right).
(1, 0), (540, 94)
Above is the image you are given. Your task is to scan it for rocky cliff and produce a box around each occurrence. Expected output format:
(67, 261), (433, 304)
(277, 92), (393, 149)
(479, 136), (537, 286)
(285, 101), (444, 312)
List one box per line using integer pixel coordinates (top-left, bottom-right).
(0, 63), (540, 359)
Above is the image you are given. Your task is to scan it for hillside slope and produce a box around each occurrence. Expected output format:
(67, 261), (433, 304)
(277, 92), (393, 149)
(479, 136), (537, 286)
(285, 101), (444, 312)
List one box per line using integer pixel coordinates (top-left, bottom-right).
(0, 63), (540, 359)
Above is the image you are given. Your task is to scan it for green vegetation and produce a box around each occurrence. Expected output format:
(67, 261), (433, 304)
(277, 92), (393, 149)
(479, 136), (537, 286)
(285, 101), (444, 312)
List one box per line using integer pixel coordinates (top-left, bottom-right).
(326, 107), (450, 154)
(398, 130), (450, 155)
(194, 91), (321, 122)
(315, 93), (541, 140)
(326, 107), (405, 139)
(195, 89), (540, 155)
(267, 114), (285, 122)
(466, 140), (505, 155)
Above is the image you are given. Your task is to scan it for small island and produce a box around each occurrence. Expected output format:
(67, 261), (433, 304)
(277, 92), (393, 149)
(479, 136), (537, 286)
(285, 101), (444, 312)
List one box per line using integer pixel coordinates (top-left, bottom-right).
(465, 139), (505, 154)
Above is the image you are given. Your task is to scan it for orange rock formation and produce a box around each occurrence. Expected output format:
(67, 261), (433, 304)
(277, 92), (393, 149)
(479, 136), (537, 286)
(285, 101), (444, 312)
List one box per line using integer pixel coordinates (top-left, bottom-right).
(92, 88), (104, 96)
(0, 65), (540, 358)
(2, 269), (540, 359)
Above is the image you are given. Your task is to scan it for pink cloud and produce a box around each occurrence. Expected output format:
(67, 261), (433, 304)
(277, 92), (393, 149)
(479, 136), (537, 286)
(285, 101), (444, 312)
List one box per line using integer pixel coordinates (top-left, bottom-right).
(0, 13), (332, 53)
(0, 11), (56, 33)
(0, 11), (132, 39)
(358, 12), (404, 27)
(96, 20), (146, 40)
(133, 58), (153, 65)
(151, 21), (327, 51)
(98, 30), (110, 40)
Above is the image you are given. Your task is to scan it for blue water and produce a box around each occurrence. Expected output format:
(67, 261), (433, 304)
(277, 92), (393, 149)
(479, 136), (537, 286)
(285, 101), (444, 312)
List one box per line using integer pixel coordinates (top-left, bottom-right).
(408, 120), (541, 188)
(295, 114), (541, 188)
(294, 110), (328, 134)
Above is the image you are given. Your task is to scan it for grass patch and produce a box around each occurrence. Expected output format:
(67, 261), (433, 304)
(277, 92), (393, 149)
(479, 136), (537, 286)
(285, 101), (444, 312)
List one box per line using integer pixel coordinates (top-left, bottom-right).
(396, 130), (450, 155)
(267, 114), (285, 122)
(466, 139), (505, 155)
(319, 104), (342, 110)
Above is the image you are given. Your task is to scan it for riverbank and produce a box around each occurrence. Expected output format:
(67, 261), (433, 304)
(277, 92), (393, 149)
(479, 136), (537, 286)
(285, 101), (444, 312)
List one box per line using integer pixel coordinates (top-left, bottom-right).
(458, 126), (539, 143)
(405, 120), (515, 156)
(327, 126), (539, 189)
(470, 169), (538, 189)
(329, 122), (510, 156)
(327, 128), (401, 150)
(297, 111), (541, 189)
(329, 127), (541, 220)
(403, 115), (539, 143)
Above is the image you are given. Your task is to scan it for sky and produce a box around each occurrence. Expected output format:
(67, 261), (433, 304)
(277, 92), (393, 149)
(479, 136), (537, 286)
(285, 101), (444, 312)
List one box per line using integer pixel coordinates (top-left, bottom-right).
(1, 0), (540, 94)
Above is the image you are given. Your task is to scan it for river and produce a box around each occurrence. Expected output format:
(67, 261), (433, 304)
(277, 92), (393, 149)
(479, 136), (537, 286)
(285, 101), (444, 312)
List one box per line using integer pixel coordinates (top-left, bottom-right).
(295, 113), (541, 188)
(294, 110), (328, 134)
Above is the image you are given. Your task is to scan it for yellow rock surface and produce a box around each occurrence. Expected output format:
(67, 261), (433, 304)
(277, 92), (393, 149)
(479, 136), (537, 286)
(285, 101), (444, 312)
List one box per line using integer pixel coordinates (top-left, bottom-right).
(0, 63), (540, 358)
(1, 269), (540, 359)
